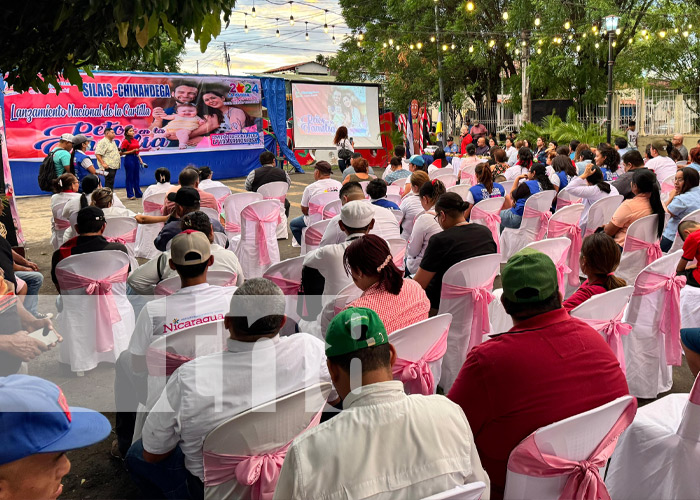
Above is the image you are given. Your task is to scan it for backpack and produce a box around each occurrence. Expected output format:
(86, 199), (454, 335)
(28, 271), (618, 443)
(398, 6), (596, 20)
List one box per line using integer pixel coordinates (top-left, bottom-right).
(37, 151), (58, 192)
(337, 139), (352, 161)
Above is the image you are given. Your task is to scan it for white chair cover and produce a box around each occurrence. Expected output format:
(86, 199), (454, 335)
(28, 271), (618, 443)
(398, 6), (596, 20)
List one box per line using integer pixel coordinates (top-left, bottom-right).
(623, 251), (684, 398)
(386, 193), (402, 206)
(389, 314), (452, 395)
(263, 256), (304, 335)
(504, 396), (636, 500)
(421, 481), (487, 500)
(202, 383), (332, 500)
(223, 192), (263, 247)
(386, 184), (403, 197)
(235, 200), (280, 279)
(103, 216), (140, 271)
(154, 271), (238, 296)
(555, 189), (582, 211)
(51, 201), (70, 250)
(488, 288), (514, 334)
(470, 197), (506, 253)
(308, 192), (338, 225)
(430, 168), (456, 181)
(55, 250), (135, 373)
(500, 190), (557, 263)
(135, 191), (166, 259)
(499, 180), (515, 194)
(258, 181), (289, 240)
(668, 208), (700, 254)
(546, 204), (585, 296)
(322, 199), (342, 220)
(318, 282), (363, 339)
(201, 185), (232, 210)
(359, 181), (370, 194)
(390, 208), (404, 225)
(525, 238), (572, 297)
(583, 195), (623, 237)
(660, 174), (676, 204)
(459, 164), (477, 187)
(387, 238), (407, 272)
(447, 184), (471, 202)
(438, 253), (501, 392)
(301, 219), (331, 256)
(606, 374), (700, 500)
(616, 214), (663, 285)
(200, 207), (221, 221)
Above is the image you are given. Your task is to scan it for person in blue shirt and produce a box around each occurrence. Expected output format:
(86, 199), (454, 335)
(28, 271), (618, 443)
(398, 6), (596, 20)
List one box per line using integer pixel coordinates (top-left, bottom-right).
(614, 137), (630, 159)
(596, 144), (621, 182)
(551, 154), (577, 192)
(661, 167), (700, 251)
(444, 137), (459, 154)
(464, 162), (505, 220)
(569, 140), (580, 161)
(500, 164), (555, 230)
(367, 178), (400, 210)
(70, 134), (100, 186)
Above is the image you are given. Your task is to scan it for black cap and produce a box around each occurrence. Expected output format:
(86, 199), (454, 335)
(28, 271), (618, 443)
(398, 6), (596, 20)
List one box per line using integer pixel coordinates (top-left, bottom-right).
(167, 186), (200, 206)
(76, 206), (106, 233)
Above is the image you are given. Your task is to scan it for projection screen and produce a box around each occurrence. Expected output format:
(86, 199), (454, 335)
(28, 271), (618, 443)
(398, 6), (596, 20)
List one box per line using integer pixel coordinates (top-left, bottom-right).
(291, 82), (382, 149)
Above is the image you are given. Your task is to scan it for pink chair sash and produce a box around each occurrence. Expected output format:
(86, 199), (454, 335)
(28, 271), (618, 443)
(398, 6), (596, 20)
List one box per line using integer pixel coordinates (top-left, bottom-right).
(304, 227), (324, 248)
(661, 183), (675, 194)
(216, 194), (230, 212)
(264, 275), (301, 295)
(585, 311), (632, 374)
(54, 264), (128, 352)
(143, 200), (162, 213)
(507, 399), (637, 500)
(460, 170), (476, 186)
(308, 202), (324, 219)
(556, 197), (580, 210)
(625, 235), (662, 266)
(391, 327), (449, 395)
(54, 218), (71, 231)
(392, 248), (406, 269)
(105, 228), (138, 245)
(632, 271), (686, 366)
(440, 275), (496, 353)
(523, 205), (552, 241)
(323, 206), (340, 219)
(202, 411), (323, 499)
(554, 252), (572, 295)
(146, 348), (193, 376)
(225, 221), (241, 234)
(247, 210), (279, 266)
(548, 219), (583, 287)
(471, 205), (501, 252)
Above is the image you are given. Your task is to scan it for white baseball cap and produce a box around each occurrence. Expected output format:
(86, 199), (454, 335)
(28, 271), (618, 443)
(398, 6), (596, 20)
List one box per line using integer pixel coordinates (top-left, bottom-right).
(59, 133), (74, 142)
(341, 200), (374, 229)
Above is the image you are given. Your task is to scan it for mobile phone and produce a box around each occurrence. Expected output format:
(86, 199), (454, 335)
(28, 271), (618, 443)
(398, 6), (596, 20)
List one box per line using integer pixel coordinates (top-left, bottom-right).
(28, 326), (59, 346)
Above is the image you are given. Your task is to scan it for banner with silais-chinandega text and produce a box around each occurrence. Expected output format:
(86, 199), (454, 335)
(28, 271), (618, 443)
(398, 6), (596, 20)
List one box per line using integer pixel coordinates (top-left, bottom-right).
(4, 73), (264, 160)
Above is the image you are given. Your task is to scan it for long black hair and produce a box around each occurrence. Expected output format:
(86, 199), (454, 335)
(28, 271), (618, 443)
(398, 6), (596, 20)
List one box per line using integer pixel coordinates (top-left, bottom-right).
(343, 234), (403, 295)
(586, 166), (611, 194)
(79, 174), (101, 208)
(530, 164), (554, 191)
(475, 162), (493, 193)
(599, 145), (621, 173)
(632, 168), (664, 238)
(552, 155), (576, 178)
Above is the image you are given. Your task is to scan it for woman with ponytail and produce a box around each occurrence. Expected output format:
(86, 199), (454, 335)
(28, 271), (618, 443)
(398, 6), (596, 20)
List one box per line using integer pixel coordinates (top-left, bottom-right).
(563, 233), (627, 311)
(605, 168), (664, 248)
(406, 179), (446, 275)
(464, 162), (505, 219)
(343, 234), (429, 333)
(414, 192), (497, 310)
(50, 173), (80, 247)
(499, 163), (555, 230)
(504, 147), (534, 181)
(565, 163), (620, 234)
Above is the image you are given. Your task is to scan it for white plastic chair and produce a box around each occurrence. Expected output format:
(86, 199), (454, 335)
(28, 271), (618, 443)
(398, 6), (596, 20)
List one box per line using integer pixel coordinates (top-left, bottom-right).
(488, 288), (513, 334)
(546, 204), (585, 297)
(235, 200), (280, 279)
(669, 208), (700, 253)
(430, 171), (458, 189)
(301, 219), (331, 256)
(624, 250), (685, 399)
(583, 194), (623, 237)
(499, 180), (515, 194)
(389, 314), (452, 395)
(470, 197), (505, 253)
(223, 192), (263, 246)
(308, 191), (338, 225)
(438, 253), (501, 392)
(504, 395), (637, 500)
(202, 382), (332, 500)
(322, 199), (342, 220)
(525, 238), (572, 296)
(263, 256), (304, 335)
(421, 481), (487, 500)
(386, 184), (403, 197)
(51, 202), (70, 250)
(447, 184), (471, 201)
(387, 237), (407, 272)
(55, 250), (135, 374)
(459, 164), (477, 186)
(430, 168), (455, 181)
(258, 181), (289, 240)
(154, 271), (238, 296)
(570, 286), (634, 374)
(500, 190), (557, 263)
(616, 214), (663, 285)
(103, 216), (140, 271)
(201, 185), (231, 208)
(606, 374), (700, 499)
(555, 188), (582, 211)
(135, 191), (166, 259)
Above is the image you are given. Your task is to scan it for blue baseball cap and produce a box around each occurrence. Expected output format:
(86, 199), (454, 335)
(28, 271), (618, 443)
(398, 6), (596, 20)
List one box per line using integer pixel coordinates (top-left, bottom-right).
(0, 375), (111, 465)
(409, 154), (425, 167)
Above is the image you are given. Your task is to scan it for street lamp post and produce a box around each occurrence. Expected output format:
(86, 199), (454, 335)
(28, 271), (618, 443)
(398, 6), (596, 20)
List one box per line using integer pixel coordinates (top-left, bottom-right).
(604, 15), (619, 144)
(434, 0), (446, 147)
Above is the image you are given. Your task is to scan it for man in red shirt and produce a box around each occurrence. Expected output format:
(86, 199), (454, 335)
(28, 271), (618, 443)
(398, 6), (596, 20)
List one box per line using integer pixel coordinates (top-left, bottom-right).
(447, 248), (629, 499)
(459, 126), (473, 155)
(677, 219), (700, 288)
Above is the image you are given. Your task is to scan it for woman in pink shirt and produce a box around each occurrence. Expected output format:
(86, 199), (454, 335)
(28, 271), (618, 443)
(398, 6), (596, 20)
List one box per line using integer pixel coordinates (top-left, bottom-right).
(343, 234), (430, 333)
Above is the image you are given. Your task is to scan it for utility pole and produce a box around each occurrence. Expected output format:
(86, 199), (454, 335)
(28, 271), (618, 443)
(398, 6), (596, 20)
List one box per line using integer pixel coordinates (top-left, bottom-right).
(223, 42), (231, 76)
(520, 31), (531, 124)
(434, 0), (446, 147)
(196, 60), (199, 73)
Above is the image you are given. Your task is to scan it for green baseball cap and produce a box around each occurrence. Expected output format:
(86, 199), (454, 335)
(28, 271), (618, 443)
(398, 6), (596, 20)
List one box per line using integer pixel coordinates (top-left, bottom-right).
(325, 307), (388, 357)
(501, 248), (558, 303)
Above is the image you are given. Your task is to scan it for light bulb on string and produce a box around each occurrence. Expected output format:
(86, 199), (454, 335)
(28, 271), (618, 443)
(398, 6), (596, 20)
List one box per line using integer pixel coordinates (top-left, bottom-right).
(252, 0), (256, 17)
(582, 33), (587, 38)
(410, 43), (415, 49)
(442, 44), (448, 51)
(289, 1), (294, 26)
(521, 40), (527, 47)
(675, 28), (679, 33)
(502, 11), (508, 20)
(505, 41), (510, 47)
(388, 38), (394, 45)
(359, 31), (364, 41)
(357, 41), (361, 47)
(383, 42), (387, 48)
(244, 12), (248, 33)
(534, 17), (541, 27)
(466, 1), (474, 12)
(469, 44), (474, 52)
(305, 22), (309, 40)
(395, 44), (400, 50)
(612, 41), (616, 47)
(683, 30), (690, 37)
(568, 34), (573, 40)
(595, 42), (600, 48)
(417, 42), (423, 49)
(537, 48), (542, 54)
(538, 38), (544, 45)
(641, 29), (647, 36)
(689, 24), (694, 29)
(332, 25), (336, 44)
(451, 42), (455, 49)
(489, 39), (495, 47)
(430, 35), (436, 42)
(615, 28), (621, 35)
(564, 20), (570, 30)
(275, 18), (280, 37)
(659, 30), (666, 38)
(629, 37), (634, 43)
(515, 48), (520, 55)
(576, 44), (581, 51)
(324, 10), (328, 33)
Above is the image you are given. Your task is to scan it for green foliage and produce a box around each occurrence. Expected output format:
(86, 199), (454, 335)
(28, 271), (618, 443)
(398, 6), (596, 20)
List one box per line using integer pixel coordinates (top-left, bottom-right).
(96, 33), (185, 73)
(0, 1), (236, 93)
(378, 120), (405, 154)
(518, 108), (624, 145)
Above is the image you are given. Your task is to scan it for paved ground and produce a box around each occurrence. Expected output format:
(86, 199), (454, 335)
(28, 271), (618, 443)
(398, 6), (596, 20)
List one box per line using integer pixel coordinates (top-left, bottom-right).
(12, 166), (697, 499)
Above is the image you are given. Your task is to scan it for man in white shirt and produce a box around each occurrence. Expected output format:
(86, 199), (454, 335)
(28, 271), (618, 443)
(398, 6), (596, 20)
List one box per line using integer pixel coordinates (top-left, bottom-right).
(114, 230), (236, 459)
(319, 182), (400, 247)
(197, 166), (227, 190)
(127, 211), (244, 295)
(646, 138), (678, 182)
(126, 278), (333, 499)
(275, 308), (490, 500)
(289, 161), (342, 245)
(94, 127), (121, 189)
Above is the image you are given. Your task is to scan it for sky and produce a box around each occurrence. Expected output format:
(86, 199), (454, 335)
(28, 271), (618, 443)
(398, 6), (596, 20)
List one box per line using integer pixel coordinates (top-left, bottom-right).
(180, 0), (351, 75)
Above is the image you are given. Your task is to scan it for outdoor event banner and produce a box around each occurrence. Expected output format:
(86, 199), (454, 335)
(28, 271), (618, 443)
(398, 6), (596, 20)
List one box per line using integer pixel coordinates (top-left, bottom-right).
(3, 73), (265, 160)
(291, 83), (381, 150)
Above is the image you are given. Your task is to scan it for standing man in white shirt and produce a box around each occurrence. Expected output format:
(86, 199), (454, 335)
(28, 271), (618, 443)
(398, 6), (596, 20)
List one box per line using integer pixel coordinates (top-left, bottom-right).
(113, 230), (236, 459)
(319, 182), (400, 247)
(127, 278), (334, 500)
(94, 127), (121, 189)
(647, 138), (678, 182)
(289, 161), (342, 245)
(275, 308), (490, 500)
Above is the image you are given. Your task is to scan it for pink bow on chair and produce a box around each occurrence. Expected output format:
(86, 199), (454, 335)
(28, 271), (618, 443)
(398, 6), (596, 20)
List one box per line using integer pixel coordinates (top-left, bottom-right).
(585, 311), (632, 374)
(105, 228), (138, 245)
(625, 235), (662, 266)
(460, 170), (476, 186)
(251, 210), (280, 266)
(142, 200), (162, 213)
(507, 399), (638, 500)
(554, 252), (572, 295)
(304, 227), (324, 248)
(633, 272), (686, 366)
(308, 202), (324, 220)
(391, 327), (449, 395)
(225, 221), (241, 234)
(556, 197), (580, 210)
(54, 218), (71, 231)
(146, 348), (193, 376)
(548, 219), (583, 287)
(202, 411), (323, 499)
(264, 275), (301, 295)
(523, 205), (552, 241)
(440, 275), (496, 353)
(54, 265), (128, 352)
(471, 205), (501, 252)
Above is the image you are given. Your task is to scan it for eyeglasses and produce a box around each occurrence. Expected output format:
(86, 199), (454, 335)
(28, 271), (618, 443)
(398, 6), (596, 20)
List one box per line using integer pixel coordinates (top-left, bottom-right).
(434, 212), (442, 222)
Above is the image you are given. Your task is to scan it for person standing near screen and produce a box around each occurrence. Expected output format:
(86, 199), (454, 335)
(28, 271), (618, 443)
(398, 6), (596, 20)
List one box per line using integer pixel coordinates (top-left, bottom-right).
(334, 126), (354, 174)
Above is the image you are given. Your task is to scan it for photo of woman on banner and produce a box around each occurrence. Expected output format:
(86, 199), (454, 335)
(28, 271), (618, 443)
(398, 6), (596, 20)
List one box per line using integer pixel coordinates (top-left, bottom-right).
(196, 88), (260, 135)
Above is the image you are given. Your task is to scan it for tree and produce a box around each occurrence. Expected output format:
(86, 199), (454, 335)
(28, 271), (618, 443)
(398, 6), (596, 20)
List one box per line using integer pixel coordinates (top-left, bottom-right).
(96, 33), (185, 73)
(0, 1), (236, 93)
